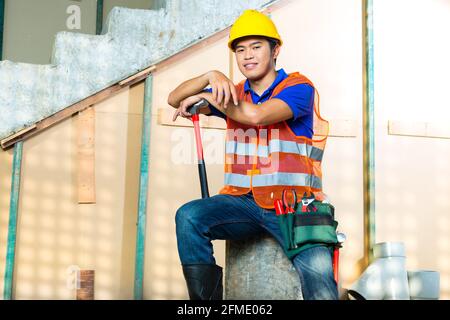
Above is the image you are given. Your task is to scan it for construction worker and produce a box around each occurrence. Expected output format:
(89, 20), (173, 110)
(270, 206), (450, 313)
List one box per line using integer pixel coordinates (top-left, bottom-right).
(168, 9), (337, 300)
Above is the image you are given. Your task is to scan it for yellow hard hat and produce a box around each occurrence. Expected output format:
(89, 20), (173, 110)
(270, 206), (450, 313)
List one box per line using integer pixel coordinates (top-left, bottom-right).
(228, 9), (283, 51)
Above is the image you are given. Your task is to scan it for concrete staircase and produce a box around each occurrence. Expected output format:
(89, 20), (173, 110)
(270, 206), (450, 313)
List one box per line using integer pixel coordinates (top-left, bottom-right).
(0, 0), (276, 140)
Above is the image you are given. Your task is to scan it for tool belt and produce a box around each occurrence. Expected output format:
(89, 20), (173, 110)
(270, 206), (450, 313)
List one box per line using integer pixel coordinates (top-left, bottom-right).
(276, 192), (339, 259)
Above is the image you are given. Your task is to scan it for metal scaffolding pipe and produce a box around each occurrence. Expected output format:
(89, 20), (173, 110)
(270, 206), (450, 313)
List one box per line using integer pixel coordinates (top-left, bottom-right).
(3, 141), (23, 300)
(363, 0), (376, 264)
(134, 75), (153, 300)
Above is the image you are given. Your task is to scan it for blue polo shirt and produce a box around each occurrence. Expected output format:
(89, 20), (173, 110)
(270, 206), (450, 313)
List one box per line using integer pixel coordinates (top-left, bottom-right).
(203, 68), (314, 138)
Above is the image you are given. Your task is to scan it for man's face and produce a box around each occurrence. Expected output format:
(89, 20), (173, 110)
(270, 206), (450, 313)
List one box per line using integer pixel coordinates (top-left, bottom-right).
(234, 36), (279, 81)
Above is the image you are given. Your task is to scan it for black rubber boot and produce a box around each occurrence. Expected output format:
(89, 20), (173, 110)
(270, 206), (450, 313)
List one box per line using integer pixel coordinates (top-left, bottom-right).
(182, 264), (223, 300)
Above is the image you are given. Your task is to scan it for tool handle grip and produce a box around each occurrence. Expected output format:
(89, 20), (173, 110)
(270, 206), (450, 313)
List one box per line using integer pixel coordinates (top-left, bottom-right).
(187, 98), (209, 115)
(333, 247), (340, 284)
(198, 160), (210, 199)
(274, 199), (285, 215)
(190, 104), (210, 199)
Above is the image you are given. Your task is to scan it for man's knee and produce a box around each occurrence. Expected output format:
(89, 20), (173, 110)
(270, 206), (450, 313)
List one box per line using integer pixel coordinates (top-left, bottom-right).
(175, 200), (204, 234)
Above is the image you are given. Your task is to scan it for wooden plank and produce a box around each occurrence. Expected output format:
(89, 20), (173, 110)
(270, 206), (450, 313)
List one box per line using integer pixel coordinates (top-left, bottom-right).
(0, 66), (156, 150)
(158, 107), (358, 137)
(76, 0), (103, 204)
(206, 114), (228, 130)
(76, 270), (95, 300)
(388, 120), (450, 139)
(157, 108), (214, 129)
(119, 65), (156, 86)
(134, 75), (152, 300)
(3, 141), (23, 300)
(0, 124), (37, 148)
(77, 107), (96, 204)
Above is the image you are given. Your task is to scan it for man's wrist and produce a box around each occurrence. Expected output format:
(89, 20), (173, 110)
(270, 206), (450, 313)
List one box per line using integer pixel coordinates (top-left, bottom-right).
(198, 92), (226, 114)
(197, 91), (209, 100)
(202, 71), (213, 84)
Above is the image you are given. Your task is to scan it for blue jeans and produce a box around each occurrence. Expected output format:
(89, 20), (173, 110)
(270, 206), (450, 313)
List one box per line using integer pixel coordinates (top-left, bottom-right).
(175, 193), (338, 300)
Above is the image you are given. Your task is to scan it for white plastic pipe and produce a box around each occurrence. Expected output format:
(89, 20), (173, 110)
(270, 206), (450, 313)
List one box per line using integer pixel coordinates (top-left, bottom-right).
(408, 271), (440, 300)
(348, 242), (410, 300)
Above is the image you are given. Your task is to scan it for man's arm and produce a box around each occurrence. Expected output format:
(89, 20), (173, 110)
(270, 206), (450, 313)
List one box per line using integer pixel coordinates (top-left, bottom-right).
(198, 91), (294, 126)
(167, 72), (210, 109)
(167, 70), (238, 111)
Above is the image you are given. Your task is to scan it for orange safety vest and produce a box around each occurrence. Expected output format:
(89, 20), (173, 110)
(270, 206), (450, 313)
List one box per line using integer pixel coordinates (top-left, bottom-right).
(219, 72), (329, 209)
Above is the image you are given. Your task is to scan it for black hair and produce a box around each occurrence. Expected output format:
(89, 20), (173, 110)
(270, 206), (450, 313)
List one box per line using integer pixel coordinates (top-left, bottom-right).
(267, 38), (278, 51)
(267, 38), (278, 66)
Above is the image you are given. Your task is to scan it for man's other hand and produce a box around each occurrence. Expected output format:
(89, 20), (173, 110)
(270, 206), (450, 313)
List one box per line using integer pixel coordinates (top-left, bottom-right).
(172, 95), (203, 121)
(207, 71), (238, 108)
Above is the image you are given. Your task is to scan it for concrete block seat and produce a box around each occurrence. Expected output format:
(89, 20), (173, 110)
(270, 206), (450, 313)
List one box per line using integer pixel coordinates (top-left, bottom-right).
(224, 234), (303, 300)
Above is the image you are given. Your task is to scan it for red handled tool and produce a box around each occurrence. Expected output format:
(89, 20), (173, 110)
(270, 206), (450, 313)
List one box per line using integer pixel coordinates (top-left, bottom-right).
(281, 190), (344, 284)
(187, 99), (210, 199)
(282, 189), (298, 249)
(333, 247), (340, 283)
(333, 232), (346, 284)
(274, 199), (285, 216)
(282, 189), (297, 213)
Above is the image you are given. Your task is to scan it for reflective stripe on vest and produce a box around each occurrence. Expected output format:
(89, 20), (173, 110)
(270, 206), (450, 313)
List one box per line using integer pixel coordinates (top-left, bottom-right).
(224, 173), (251, 188)
(225, 172), (322, 189)
(225, 139), (324, 161)
(252, 172), (322, 189)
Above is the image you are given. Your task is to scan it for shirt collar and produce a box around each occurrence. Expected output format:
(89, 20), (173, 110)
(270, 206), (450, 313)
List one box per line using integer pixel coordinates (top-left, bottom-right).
(244, 68), (288, 94)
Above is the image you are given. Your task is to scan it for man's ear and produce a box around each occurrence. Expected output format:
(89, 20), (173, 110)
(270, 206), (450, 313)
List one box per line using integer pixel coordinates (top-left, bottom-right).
(273, 44), (281, 60)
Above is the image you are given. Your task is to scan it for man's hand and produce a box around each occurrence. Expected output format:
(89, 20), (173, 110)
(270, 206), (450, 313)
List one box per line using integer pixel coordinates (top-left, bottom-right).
(199, 91), (294, 127)
(167, 70), (238, 110)
(172, 95), (202, 121)
(207, 71), (238, 108)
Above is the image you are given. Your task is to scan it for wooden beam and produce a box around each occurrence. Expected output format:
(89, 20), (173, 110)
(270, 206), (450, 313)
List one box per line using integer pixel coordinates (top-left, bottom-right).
(0, 124), (37, 146)
(388, 120), (450, 139)
(3, 141), (23, 300)
(158, 108), (359, 137)
(77, 107), (96, 204)
(134, 75), (152, 300)
(0, 65), (156, 150)
(119, 66), (155, 86)
(76, 0), (103, 205)
(157, 108), (214, 129)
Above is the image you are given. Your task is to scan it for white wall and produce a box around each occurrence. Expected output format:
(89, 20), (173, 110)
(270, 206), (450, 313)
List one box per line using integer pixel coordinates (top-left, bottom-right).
(374, 0), (450, 299)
